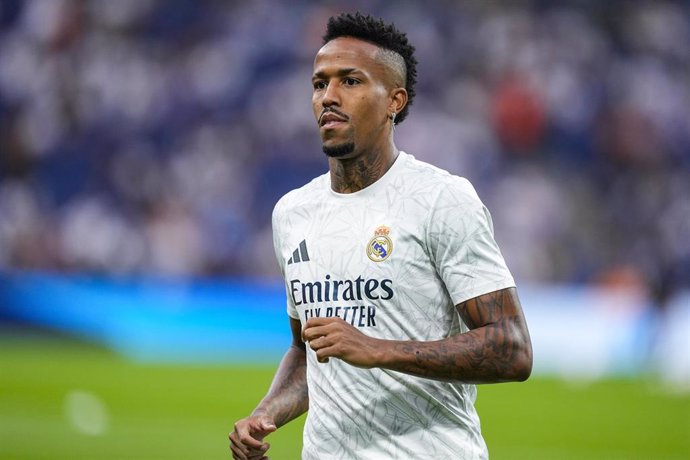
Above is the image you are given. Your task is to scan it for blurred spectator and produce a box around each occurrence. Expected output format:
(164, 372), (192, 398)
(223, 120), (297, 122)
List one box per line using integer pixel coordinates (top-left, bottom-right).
(0, 0), (688, 302)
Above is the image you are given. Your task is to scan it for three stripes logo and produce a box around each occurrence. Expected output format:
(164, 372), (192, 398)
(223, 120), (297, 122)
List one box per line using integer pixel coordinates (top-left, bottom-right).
(287, 240), (310, 265)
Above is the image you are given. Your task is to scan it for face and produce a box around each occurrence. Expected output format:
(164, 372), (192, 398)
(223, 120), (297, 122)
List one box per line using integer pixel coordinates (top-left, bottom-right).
(312, 37), (398, 159)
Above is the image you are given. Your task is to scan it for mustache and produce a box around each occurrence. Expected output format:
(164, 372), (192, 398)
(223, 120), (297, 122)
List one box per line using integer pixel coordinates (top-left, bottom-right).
(318, 108), (349, 124)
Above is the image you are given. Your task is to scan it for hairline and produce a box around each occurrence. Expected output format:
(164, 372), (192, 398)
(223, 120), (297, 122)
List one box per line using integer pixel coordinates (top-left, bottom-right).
(323, 35), (407, 88)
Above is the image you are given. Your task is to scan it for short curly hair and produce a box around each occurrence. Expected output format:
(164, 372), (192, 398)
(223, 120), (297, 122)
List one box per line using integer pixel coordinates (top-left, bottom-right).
(323, 12), (418, 124)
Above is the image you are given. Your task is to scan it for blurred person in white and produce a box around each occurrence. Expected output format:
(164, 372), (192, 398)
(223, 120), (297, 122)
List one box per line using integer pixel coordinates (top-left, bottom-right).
(229, 12), (532, 460)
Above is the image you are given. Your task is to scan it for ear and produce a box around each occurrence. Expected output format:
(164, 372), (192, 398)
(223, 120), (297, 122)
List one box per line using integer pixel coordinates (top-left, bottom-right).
(388, 87), (408, 118)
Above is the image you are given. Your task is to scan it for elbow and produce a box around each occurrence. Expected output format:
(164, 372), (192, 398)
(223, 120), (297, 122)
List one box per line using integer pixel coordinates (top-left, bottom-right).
(514, 351), (532, 382)
(505, 316), (533, 382)
(512, 339), (533, 382)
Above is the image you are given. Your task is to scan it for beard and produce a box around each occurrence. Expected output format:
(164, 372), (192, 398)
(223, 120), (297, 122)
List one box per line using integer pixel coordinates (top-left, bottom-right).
(322, 142), (355, 158)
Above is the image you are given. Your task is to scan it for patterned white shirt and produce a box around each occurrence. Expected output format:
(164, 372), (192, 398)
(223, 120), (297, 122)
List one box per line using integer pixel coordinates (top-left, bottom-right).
(272, 151), (515, 459)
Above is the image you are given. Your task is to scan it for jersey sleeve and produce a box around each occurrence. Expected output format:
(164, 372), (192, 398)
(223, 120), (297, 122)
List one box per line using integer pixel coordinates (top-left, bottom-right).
(426, 177), (515, 306)
(272, 200), (300, 320)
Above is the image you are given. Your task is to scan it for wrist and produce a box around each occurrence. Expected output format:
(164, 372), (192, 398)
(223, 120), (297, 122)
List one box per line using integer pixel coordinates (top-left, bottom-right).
(251, 405), (273, 420)
(370, 338), (393, 368)
(375, 339), (421, 371)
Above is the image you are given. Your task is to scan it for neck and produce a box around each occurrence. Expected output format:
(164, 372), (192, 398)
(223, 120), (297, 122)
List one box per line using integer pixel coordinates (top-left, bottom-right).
(328, 143), (399, 194)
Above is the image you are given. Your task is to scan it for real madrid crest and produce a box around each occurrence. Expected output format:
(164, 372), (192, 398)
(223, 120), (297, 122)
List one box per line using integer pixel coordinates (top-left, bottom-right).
(367, 225), (393, 262)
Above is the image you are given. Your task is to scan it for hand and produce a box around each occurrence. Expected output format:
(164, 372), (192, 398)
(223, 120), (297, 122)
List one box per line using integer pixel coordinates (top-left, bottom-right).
(229, 415), (276, 460)
(302, 317), (381, 368)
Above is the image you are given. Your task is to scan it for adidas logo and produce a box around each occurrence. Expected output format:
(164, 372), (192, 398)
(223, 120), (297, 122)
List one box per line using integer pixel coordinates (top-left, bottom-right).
(287, 240), (310, 265)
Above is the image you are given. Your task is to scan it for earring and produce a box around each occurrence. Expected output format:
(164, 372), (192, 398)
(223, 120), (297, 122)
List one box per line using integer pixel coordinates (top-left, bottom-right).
(390, 112), (396, 122)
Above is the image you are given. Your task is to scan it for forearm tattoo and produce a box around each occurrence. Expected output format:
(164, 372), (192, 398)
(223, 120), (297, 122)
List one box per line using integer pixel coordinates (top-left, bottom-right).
(389, 288), (532, 383)
(254, 344), (309, 427)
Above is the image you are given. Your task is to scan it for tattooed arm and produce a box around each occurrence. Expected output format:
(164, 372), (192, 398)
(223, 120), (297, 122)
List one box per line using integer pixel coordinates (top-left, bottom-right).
(229, 318), (308, 460)
(303, 287), (532, 384)
(386, 287), (532, 383)
(250, 318), (309, 423)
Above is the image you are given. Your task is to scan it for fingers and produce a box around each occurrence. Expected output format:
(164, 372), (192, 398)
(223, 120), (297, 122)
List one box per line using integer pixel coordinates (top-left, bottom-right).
(302, 317), (345, 342)
(229, 434), (249, 460)
(229, 417), (274, 459)
(303, 317), (375, 367)
(230, 432), (264, 460)
(229, 437), (248, 460)
(229, 433), (268, 460)
(303, 318), (353, 364)
(304, 316), (343, 329)
(247, 448), (270, 460)
(235, 421), (268, 449)
(306, 334), (339, 363)
(315, 346), (336, 363)
(309, 336), (331, 362)
(258, 417), (277, 435)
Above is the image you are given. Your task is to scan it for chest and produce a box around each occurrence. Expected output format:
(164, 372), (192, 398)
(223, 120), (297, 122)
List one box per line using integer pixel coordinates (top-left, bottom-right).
(277, 196), (458, 339)
(279, 200), (427, 284)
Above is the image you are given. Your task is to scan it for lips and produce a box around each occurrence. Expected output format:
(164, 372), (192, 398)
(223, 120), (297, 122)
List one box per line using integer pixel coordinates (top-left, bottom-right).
(319, 111), (348, 127)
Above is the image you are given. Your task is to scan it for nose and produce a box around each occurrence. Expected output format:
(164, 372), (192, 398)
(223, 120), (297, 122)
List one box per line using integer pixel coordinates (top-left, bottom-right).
(321, 81), (340, 108)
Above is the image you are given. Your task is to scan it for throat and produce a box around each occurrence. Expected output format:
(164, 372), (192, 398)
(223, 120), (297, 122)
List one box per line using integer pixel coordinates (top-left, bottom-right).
(329, 148), (398, 194)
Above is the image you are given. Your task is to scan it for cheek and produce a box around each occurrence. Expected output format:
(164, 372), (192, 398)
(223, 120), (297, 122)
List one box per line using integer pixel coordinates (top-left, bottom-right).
(312, 95), (321, 119)
(356, 97), (386, 129)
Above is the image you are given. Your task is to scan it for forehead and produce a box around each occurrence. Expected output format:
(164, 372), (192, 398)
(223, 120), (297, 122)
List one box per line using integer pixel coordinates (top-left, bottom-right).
(313, 37), (385, 74)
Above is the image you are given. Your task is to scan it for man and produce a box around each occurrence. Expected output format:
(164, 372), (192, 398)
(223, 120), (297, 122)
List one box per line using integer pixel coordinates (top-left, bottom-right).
(230, 12), (532, 460)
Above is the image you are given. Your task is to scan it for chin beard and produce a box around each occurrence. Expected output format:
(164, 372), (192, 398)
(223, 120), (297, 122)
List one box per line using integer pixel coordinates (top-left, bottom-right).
(323, 142), (355, 158)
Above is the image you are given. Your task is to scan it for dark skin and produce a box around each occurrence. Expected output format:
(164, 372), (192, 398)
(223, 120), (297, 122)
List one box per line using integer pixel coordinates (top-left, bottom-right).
(314, 37), (408, 193)
(229, 36), (533, 459)
(304, 287), (532, 383)
(229, 319), (306, 460)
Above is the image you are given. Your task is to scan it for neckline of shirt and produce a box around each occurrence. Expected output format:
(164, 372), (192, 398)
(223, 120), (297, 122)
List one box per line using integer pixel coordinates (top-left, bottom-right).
(327, 151), (408, 199)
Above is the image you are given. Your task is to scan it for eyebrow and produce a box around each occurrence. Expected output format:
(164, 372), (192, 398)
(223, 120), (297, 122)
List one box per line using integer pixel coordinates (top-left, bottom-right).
(311, 67), (362, 81)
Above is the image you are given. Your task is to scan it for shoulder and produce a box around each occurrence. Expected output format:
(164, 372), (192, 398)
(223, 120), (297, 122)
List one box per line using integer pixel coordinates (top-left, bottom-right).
(272, 172), (329, 222)
(400, 152), (482, 208)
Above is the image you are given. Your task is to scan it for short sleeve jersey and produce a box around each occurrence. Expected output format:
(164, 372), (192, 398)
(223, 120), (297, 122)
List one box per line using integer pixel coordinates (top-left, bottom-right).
(272, 151), (515, 460)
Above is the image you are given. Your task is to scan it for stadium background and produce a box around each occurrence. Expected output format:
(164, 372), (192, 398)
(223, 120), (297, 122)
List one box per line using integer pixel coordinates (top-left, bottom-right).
(0, 0), (688, 459)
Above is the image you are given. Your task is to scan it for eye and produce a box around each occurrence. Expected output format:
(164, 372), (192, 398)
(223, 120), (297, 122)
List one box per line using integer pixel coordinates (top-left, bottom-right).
(343, 77), (359, 86)
(313, 80), (327, 91)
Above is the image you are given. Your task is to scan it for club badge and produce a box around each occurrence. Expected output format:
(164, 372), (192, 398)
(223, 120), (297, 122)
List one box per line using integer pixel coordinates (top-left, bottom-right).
(367, 225), (393, 262)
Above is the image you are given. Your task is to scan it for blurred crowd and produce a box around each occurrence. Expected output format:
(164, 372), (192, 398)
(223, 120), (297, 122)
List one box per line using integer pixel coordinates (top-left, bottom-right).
(0, 0), (688, 302)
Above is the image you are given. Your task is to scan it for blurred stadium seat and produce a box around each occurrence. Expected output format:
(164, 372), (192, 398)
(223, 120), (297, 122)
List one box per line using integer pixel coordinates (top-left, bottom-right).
(0, 0), (688, 383)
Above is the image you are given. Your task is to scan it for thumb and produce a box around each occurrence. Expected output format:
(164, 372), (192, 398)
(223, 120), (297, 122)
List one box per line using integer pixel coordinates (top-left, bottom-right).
(259, 416), (276, 433)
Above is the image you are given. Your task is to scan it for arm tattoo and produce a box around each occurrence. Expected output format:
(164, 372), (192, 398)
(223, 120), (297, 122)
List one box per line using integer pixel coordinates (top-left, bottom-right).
(387, 288), (532, 383)
(253, 321), (309, 426)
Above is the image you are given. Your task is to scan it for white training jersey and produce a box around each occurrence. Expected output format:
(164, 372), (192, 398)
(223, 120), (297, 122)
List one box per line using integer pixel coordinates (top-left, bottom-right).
(272, 151), (515, 460)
